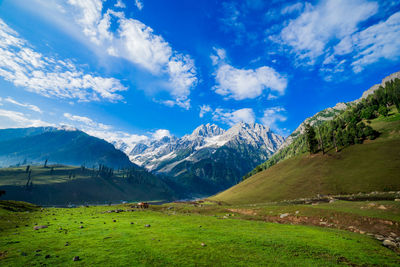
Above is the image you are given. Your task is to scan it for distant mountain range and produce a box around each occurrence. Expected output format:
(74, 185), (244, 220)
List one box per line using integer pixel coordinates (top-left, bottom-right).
(117, 122), (284, 196)
(0, 127), (135, 169)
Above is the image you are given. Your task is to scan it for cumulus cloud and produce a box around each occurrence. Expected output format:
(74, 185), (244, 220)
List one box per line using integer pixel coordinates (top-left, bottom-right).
(0, 19), (127, 102)
(261, 107), (287, 130)
(114, 0), (126, 9)
(63, 113), (111, 130)
(212, 108), (255, 126)
(152, 129), (171, 140)
(65, 1), (196, 109)
(3, 97), (42, 113)
(0, 108), (53, 129)
(199, 105), (211, 118)
(278, 0), (378, 63)
(134, 0), (143, 10)
(212, 49), (287, 100)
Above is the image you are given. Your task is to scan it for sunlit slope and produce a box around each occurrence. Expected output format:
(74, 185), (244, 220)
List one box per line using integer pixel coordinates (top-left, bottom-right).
(210, 112), (400, 205)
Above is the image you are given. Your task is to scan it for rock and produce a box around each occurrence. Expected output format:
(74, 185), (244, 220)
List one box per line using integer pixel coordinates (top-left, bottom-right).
(201, 242), (206, 247)
(383, 239), (397, 248)
(113, 220), (116, 222)
(359, 231), (366, 234)
(279, 213), (289, 218)
(130, 222), (134, 225)
(295, 211), (299, 215)
(378, 205), (387, 210)
(73, 256), (80, 261)
(145, 224), (151, 227)
(33, 225), (48, 230)
(394, 199), (400, 202)
(79, 226), (84, 229)
(329, 199), (336, 203)
(65, 242), (69, 246)
(45, 254), (51, 259)
(36, 249), (42, 252)
(375, 235), (385, 241)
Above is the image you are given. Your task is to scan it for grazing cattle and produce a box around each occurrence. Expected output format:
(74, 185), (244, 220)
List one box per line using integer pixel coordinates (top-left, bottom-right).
(137, 202), (149, 209)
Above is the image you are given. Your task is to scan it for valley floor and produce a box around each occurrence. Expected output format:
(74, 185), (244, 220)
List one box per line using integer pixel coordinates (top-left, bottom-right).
(1, 200), (400, 266)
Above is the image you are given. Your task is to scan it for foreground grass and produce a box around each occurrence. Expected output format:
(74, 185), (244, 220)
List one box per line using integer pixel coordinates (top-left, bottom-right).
(0, 201), (399, 266)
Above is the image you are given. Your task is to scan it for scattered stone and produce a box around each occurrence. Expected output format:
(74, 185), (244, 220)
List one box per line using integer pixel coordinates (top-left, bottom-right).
(79, 226), (84, 229)
(279, 213), (289, 219)
(145, 224), (151, 227)
(295, 211), (299, 215)
(390, 232), (397, 238)
(378, 205), (387, 210)
(329, 199), (336, 203)
(45, 254), (51, 259)
(73, 256), (80, 261)
(33, 225), (48, 230)
(394, 199), (400, 202)
(113, 220), (116, 222)
(130, 222), (134, 225)
(36, 249), (42, 252)
(375, 235), (385, 241)
(383, 239), (397, 248)
(201, 242), (206, 247)
(359, 231), (366, 235)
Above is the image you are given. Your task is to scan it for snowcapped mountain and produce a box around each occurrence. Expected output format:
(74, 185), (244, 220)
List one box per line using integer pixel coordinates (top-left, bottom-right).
(121, 122), (284, 196)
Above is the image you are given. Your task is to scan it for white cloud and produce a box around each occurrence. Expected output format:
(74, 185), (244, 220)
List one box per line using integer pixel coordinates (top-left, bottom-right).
(3, 97), (42, 113)
(278, 0), (378, 63)
(152, 129), (171, 140)
(281, 3), (304, 15)
(134, 0), (143, 10)
(115, 0), (126, 8)
(0, 19), (127, 102)
(64, 1), (196, 108)
(212, 108), (255, 126)
(63, 113), (111, 130)
(337, 12), (400, 73)
(261, 107), (287, 130)
(0, 108), (53, 129)
(199, 104), (211, 118)
(212, 49), (287, 100)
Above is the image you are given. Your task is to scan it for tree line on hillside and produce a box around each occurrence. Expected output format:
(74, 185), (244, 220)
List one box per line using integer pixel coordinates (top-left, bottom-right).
(19, 160), (162, 191)
(243, 78), (400, 180)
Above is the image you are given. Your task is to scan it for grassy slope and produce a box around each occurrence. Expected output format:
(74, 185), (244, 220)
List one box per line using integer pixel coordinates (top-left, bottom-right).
(0, 166), (173, 205)
(210, 109), (400, 205)
(1, 201), (399, 266)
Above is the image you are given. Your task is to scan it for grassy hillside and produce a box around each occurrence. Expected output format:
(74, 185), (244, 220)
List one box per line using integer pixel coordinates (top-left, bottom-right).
(0, 165), (174, 205)
(1, 201), (399, 266)
(210, 108), (400, 205)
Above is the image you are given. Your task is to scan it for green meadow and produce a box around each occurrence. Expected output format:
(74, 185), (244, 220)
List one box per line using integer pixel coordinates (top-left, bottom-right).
(1, 200), (400, 266)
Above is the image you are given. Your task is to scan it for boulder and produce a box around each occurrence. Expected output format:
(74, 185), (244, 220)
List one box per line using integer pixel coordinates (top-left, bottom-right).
(383, 239), (397, 248)
(33, 225), (48, 230)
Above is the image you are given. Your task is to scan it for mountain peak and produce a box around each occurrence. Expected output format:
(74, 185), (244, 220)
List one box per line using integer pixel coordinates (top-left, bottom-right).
(191, 123), (225, 138)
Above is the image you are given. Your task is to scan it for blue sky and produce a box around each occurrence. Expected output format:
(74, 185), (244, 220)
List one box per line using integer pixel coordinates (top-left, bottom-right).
(0, 0), (399, 145)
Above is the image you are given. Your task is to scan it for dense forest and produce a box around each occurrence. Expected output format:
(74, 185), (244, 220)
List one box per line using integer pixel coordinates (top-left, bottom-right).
(244, 78), (400, 180)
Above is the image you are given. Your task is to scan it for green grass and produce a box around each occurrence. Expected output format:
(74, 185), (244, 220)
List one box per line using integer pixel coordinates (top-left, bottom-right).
(1, 201), (399, 266)
(210, 110), (400, 205)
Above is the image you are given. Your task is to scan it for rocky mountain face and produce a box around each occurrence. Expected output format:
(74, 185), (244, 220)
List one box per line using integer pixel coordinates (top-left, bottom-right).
(122, 123), (284, 196)
(280, 70), (400, 150)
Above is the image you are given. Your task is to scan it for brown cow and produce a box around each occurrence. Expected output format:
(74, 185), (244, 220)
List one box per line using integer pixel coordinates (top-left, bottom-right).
(137, 202), (149, 209)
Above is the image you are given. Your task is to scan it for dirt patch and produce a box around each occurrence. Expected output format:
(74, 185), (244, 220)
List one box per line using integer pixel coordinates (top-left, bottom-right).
(228, 208), (258, 216)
